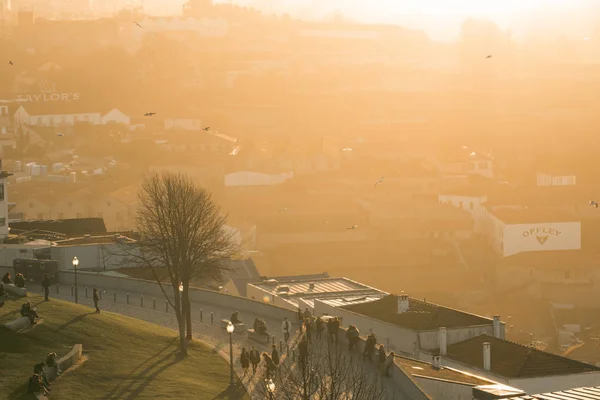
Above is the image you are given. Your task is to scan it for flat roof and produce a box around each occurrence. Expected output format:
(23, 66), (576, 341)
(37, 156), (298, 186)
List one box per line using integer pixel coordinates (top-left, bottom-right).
(250, 276), (380, 297)
(395, 356), (494, 386)
(507, 386), (600, 400)
(342, 294), (492, 331)
(53, 235), (135, 247)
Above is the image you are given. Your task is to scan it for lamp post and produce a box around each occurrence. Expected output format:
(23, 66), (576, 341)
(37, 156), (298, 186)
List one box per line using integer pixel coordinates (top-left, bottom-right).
(226, 321), (235, 389)
(72, 256), (79, 304)
(266, 379), (275, 400)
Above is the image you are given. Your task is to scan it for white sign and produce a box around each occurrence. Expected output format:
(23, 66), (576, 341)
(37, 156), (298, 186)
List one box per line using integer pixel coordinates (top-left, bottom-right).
(503, 222), (581, 257)
(16, 93), (80, 102)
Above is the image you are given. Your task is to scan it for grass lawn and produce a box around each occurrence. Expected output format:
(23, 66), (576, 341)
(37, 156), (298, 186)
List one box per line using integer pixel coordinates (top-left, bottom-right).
(0, 294), (248, 400)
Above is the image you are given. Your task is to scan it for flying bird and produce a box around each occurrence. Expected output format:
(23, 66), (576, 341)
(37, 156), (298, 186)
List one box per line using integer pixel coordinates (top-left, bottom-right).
(56, 133), (64, 137)
(144, 112), (156, 117)
(590, 201), (598, 208)
(347, 225), (359, 230)
(8, 61), (13, 66)
(203, 127), (210, 131)
(486, 55), (492, 59)
(134, 22), (142, 28)
(374, 177), (384, 188)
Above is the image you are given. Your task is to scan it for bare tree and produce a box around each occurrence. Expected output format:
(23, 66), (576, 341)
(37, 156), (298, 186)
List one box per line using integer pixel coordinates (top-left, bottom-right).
(121, 171), (237, 354)
(257, 339), (388, 400)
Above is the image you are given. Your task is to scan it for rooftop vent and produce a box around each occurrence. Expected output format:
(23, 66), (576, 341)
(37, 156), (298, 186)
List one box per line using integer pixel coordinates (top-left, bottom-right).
(397, 291), (409, 314)
(83, 234), (92, 241)
(276, 285), (290, 293)
(308, 282), (315, 291)
(263, 279), (278, 286)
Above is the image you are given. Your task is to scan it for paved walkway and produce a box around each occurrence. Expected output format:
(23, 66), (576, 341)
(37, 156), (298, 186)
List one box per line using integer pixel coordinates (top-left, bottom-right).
(32, 284), (300, 399)
(34, 284), (413, 399)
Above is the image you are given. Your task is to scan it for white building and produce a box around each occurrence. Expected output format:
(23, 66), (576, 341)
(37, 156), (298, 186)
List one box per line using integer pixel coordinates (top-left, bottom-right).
(246, 274), (387, 312)
(14, 105), (130, 127)
(224, 170), (293, 187)
(314, 293), (504, 357)
(537, 171), (577, 186)
(482, 207), (581, 257)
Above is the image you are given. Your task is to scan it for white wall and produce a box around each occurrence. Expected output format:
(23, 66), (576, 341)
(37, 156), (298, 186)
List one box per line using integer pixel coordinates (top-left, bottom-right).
(536, 172), (577, 186)
(413, 376), (475, 400)
(246, 284), (298, 311)
(0, 244), (49, 267)
(50, 242), (136, 271)
(164, 118), (202, 131)
(224, 171), (293, 187)
(503, 222), (581, 257)
(30, 113), (102, 126)
(102, 109), (131, 125)
(438, 195), (487, 214)
(509, 371), (600, 394)
(418, 325), (500, 350)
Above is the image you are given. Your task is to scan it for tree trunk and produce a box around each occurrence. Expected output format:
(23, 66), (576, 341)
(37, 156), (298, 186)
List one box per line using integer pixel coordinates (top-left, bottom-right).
(175, 288), (187, 355)
(184, 288), (192, 340)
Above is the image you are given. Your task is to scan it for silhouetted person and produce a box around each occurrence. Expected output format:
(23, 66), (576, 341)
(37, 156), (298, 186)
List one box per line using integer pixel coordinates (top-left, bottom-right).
(303, 308), (311, 319)
(297, 308), (303, 323)
(298, 336), (309, 367)
(327, 317), (340, 343)
(230, 311), (241, 324)
(2, 272), (11, 284)
(384, 352), (395, 377)
(42, 275), (51, 301)
(46, 352), (61, 376)
(34, 362), (51, 390)
(15, 273), (25, 288)
(364, 333), (377, 361)
(378, 345), (386, 374)
(249, 345), (260, 374)
(21, 301), (39, 325)
(271, 344), (280, 366)
(347, 325), (360, 352)
(281, 316), (292, 342)
(253, 317), (267, 335)
(262, 352), (277, 379)
(303, 317), (313, 344)
(93, 288), (100, 313)
(27, 373), (48, 396)
(240, 347), (250, 376)
(315, 316), (324, 341)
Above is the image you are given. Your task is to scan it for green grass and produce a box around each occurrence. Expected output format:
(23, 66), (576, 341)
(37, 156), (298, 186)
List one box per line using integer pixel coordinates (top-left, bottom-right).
(0, 294), (248, 400)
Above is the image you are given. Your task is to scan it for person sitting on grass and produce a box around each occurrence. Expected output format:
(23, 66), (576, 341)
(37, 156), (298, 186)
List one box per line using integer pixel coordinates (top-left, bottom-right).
(253, 317), (267, 335)
(34, 362), (51, 390)
(2, 272), (11, 284)
(27, 373), (49, 397)
(15, 273), (26, 288)
(21, 301), (40, 325)
(46, 352), (61, 376)
(230, 311), (241, 324)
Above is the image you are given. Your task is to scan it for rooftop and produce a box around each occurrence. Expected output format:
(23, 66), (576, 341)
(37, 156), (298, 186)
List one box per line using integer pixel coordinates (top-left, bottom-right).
(507, 386), (600, 400)
(489, 207), (578, 224)
(442, 334), (600, 379)
(395, 356), (495, 386)
(342, 294), (491, 331)
(53, 234), (135, 247)
(10, 218), (107, 236)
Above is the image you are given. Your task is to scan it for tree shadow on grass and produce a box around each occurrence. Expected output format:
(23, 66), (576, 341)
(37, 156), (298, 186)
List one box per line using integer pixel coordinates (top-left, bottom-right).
(54, 312), (95, 332)
(104, 337), (178, 399)
(211, 382), (248, 400)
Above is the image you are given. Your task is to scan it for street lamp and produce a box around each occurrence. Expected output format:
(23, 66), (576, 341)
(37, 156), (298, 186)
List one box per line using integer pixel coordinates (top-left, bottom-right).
(72, 256), (79, 304)
(266, 379), (275, 400)
(226, 321), (235, 389)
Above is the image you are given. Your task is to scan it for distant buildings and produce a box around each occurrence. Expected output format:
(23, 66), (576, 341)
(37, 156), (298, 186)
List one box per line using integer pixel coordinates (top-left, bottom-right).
(14, 105), (130, 127)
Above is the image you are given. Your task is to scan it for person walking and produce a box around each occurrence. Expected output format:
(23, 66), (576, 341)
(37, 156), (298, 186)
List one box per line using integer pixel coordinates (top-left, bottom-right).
(249, 345), (260, 374)
(378, 345), (387, 375)
(363, 333), (377, 361)
(240, 347), (250, 377)
(93, 288), (101, 314)
(384, 351), (396, 377)
(281, 316), (292, 342)
(271, 344), (280, 367)
(262, 353), (277, 379)
(42, 275), (51, 301)
(315, 316), (324, 341)
(347, 325), (360, 352)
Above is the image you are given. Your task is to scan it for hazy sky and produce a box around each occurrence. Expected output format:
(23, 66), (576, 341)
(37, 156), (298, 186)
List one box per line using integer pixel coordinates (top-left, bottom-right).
(147, 0), (595, 41)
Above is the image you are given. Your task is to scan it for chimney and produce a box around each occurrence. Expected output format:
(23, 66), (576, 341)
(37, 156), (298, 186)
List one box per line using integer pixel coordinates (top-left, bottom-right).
(493, 315), (501, 338)
(308, 282), (315, 291)
(397, 292), (409, 314)
(438, 327), (447, 356)
(483, 342), (491, 372)
(432, 355), (441, 369)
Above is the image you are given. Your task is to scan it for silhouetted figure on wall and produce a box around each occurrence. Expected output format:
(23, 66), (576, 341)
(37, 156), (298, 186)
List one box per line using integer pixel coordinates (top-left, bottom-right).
(42, 275), (51, 301)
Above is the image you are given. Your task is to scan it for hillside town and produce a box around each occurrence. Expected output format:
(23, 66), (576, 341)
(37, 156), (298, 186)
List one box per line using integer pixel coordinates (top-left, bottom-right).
(2, 0), (600, 399)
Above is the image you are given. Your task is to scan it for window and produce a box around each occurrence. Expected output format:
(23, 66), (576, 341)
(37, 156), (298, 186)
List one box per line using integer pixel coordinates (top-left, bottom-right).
(37, 117), (42, 125)
(0, 184), (4, 201)
(565, 271), (570, 280)
(479, 161), (487, 169)
(458, 201), (463, 208)
(29, 203), (33, 209)
(0, 217), (5, 226)
(84, 115), (89, 122)
(469, 202), (474, 210)
(106, 201), (111, 207)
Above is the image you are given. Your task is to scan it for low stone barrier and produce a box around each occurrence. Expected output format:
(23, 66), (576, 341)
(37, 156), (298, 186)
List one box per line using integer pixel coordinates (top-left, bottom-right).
(43, 344), (83, 385)
(4, 316), (32, 332)
(248, 328), (270, 344)
(3, 283), (27, 297)
(221, 319), (246, 334)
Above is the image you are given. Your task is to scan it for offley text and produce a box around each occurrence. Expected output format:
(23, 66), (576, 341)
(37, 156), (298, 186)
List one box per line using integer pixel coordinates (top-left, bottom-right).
(522, 228), (561, 237)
